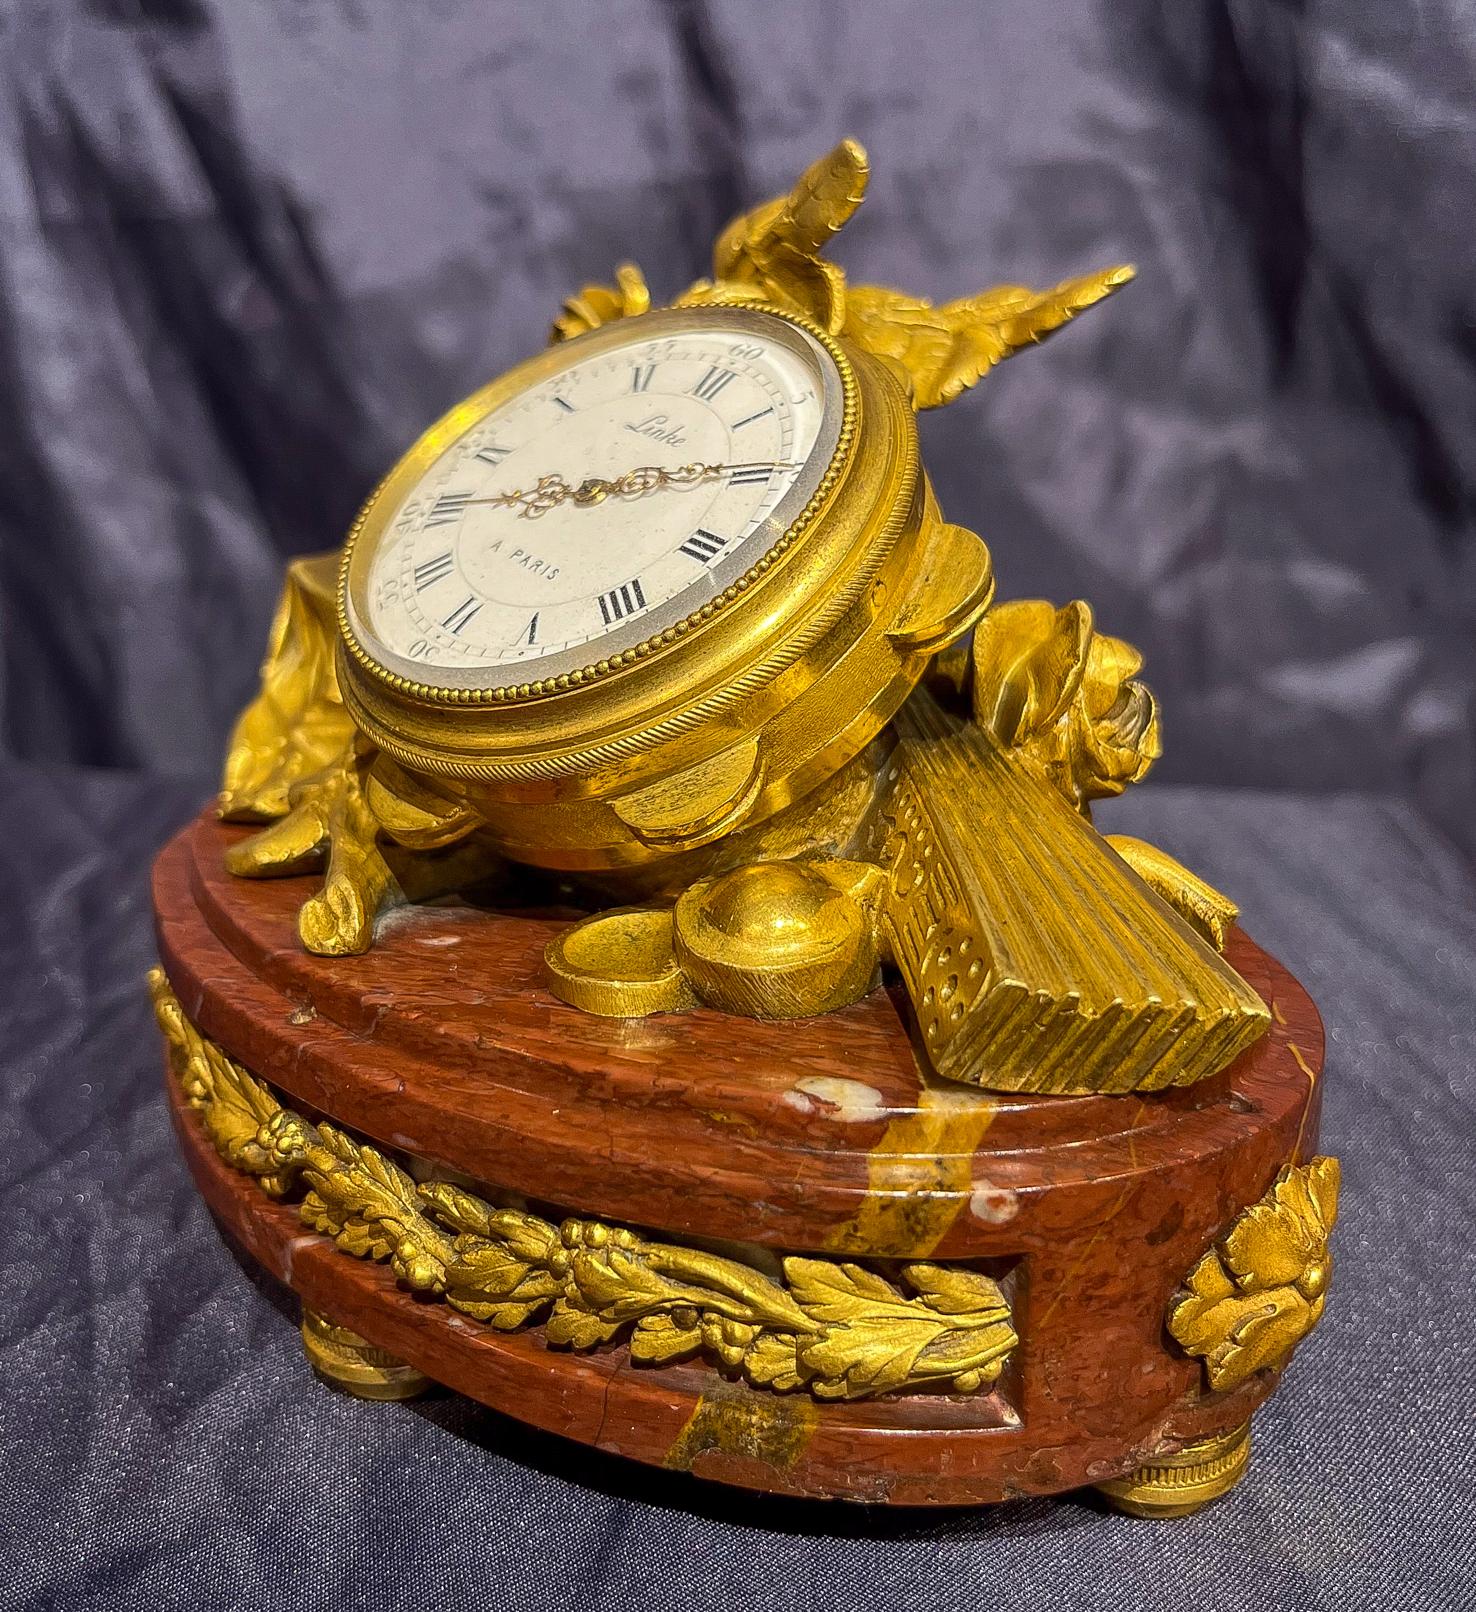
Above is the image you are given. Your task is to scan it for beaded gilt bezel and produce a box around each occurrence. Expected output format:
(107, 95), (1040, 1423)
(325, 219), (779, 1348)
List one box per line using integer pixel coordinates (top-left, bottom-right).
(336, 303), (858, 706)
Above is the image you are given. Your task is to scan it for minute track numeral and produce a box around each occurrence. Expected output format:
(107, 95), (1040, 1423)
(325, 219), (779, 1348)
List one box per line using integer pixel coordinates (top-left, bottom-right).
(442, 596), (483, 635)
(413, 551), (455, 590)
(425, 491), (473, 527)
(597, 578), (646, 625)
(691, 366), (735, 403)
(679, 528), (727, 564)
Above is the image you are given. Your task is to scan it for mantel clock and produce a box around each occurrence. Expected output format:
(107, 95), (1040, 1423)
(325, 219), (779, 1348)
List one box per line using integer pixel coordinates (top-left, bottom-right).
(150, 141), (1338, 1516)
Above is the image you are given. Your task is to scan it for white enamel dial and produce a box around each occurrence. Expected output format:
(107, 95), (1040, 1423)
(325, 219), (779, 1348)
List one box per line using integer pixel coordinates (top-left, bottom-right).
(350, 308), (842, 689)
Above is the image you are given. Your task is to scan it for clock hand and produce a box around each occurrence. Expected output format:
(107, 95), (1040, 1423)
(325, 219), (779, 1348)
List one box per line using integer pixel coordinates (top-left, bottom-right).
(464, 461), (796, 520)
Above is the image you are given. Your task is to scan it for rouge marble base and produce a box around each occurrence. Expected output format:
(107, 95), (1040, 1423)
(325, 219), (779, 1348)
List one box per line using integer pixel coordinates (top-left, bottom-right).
(153, 811), (1326, 1508)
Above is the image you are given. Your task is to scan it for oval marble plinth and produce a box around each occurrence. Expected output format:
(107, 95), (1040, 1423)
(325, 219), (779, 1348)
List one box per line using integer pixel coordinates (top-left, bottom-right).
(154, 811), (1326, 1504)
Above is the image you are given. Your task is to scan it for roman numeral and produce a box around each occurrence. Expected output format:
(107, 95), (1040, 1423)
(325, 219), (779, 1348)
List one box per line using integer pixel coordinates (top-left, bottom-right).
(728, 465), (773, 487)
(597, 578), (647, 625)
(425, 491), (472, 526)
(691, 366), (735, 403)
(733, 406), (774, 430)
(631, 364), (656, 393)
(679, 528), (727, 564)
(473, 444), (510, 466)
(523, 613), (539, 646)
(552, 395), (575, 413)
(413, 552), (455, 590)
(442, 596), (482, 635)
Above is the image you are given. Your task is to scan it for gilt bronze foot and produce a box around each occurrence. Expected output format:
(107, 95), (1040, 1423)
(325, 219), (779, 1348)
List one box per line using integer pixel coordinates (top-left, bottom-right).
(1094, 1422), (1252, 1517)
(301, 1309), (430, 1402)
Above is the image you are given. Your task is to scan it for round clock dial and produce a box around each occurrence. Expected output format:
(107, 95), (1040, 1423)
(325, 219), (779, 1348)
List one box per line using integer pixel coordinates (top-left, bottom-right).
(346, 307), (844, 692)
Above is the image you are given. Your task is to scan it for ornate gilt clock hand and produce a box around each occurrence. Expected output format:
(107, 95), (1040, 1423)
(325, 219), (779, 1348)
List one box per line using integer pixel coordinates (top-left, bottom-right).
(464, 461), (796, 520)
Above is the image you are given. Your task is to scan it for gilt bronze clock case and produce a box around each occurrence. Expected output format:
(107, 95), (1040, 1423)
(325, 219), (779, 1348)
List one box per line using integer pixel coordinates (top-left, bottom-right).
(336, 303), (991, 871)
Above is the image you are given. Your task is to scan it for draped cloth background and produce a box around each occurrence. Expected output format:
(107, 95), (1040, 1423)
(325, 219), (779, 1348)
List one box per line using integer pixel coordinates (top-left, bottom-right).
(0, 5), (1472, 1610)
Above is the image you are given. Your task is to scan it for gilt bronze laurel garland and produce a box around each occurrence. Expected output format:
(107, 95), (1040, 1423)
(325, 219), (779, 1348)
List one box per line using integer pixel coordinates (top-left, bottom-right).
(151, 969), (1019, 1401)
(152, 962), (1337, 1414)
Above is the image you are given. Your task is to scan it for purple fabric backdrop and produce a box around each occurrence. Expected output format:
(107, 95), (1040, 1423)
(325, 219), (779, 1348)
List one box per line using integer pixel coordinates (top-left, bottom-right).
(1, 1), (1472, 848)
(1, 5), (1473, 1609)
